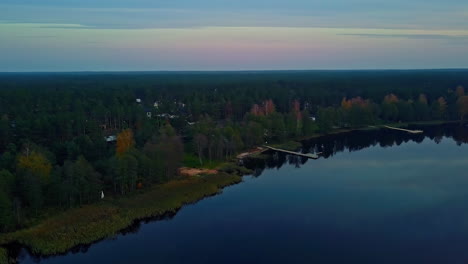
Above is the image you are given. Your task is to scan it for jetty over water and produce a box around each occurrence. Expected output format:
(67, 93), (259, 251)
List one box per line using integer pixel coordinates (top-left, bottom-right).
(383, 125), (423, 134)
(264, 146), (320, 159)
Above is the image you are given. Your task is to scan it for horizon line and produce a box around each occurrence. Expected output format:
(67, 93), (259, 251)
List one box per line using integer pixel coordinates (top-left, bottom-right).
(1, 68), (468, 74)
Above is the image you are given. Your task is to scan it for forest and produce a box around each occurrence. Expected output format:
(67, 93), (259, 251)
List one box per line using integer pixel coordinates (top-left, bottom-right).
(1, 70), (468, 233)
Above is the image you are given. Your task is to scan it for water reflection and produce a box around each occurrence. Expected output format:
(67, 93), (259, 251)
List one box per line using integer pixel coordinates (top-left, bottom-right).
(245, 124), (468, 176)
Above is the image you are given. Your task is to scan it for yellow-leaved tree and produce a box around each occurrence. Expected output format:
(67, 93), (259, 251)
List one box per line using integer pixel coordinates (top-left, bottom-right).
(17, 151), (52, 183)
(116, 129), (135, 156)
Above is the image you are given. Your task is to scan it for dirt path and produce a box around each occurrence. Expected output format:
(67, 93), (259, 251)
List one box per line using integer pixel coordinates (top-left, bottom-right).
(179, 167), (218, 176)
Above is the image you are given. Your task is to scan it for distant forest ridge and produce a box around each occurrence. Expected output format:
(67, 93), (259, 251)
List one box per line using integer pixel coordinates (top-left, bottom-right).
(1, 70), (467, 110)
(1, 69), (468, 95)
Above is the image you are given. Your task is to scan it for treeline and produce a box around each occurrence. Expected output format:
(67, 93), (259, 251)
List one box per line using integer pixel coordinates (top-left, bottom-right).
(0, 124), (183, 231)
(315, 89), (466, 132)
(191, 88), (467, 165)
(190, 106), (316, 165)
(0, 71), (468, 232)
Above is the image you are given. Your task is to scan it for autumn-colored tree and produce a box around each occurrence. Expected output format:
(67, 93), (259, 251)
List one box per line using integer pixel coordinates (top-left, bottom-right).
(342, 97), (369, 109)
(264, 99), (276, 115)
(355, 97), (369, 106)
(251, 99), (276, 116)
(16, 147), (52, 213)
(438, 97), (447, 114)
(17, 151), (52, 183)
(340, 97), (373, 127)
(116, 129), (135, 156)
(383, 94), (399, 104)
(341, 97), (352, 109)
(250, 104), (263, 116)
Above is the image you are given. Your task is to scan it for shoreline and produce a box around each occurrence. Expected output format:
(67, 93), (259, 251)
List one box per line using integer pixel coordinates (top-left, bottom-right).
(0, 173), (243, 263)
(0, 120), (459, 263)
(298, 120), (460, 141)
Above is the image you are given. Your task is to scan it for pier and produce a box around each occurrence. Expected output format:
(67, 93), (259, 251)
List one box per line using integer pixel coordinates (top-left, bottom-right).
(236, 147), (268, 159)
(264, 146), (320, 159)
(383, 125), (423, 134)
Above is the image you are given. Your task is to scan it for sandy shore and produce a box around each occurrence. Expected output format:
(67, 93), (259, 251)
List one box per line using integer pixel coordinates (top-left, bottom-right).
(178, 167), (218, 176)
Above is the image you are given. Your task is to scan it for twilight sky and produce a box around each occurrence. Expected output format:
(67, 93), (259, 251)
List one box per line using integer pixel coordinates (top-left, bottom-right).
(1, 0), (468, 71)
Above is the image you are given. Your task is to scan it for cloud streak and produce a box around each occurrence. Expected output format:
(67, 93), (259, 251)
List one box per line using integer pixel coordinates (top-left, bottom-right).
(15, 35), (57, 38)
(339, 33), (468, 44)
(1, 3), (468, 30)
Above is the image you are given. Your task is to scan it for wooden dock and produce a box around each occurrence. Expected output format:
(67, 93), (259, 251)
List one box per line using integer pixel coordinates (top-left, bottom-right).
(383, 125), (423, 134)
(236, 147), (268, 159)
(264, 146), (320, 159)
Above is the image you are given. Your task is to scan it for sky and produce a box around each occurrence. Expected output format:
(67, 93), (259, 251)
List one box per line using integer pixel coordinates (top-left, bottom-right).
(1, 0), (468, 71)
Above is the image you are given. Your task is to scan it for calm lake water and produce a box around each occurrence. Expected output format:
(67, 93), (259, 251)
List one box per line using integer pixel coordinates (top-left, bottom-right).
(18, 124), (468, 264)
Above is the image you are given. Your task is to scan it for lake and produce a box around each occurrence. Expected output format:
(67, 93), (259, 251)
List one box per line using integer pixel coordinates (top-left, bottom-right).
(18, 124), (468, 264)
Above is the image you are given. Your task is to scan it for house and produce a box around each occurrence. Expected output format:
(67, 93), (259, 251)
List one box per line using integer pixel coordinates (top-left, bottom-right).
(172, 101), (186, 108)
(144, 107), (153, 118)
(310, 116), (316, 121)
(154, 101), (160, 109)
(156, 113), (178, 119)
(136, 98), (142, 103)
(105, 135), (117, 142)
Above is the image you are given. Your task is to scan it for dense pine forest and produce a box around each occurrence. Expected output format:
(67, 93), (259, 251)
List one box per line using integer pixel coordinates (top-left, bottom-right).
(1, 70), (468, 233)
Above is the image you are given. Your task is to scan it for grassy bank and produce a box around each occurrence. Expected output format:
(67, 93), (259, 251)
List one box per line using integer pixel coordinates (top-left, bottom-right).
(0, 173), (241, 259)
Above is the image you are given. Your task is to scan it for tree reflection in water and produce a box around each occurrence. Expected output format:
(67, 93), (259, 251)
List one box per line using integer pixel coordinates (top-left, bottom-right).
(244, 124), (468, 177)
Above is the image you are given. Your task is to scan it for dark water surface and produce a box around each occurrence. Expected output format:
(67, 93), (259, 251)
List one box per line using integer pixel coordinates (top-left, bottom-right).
(19, 124), (468, 264)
